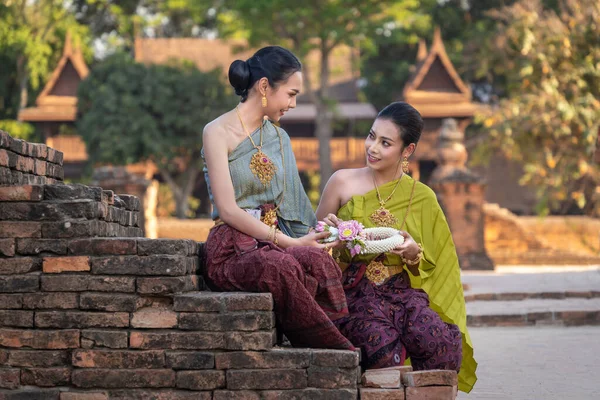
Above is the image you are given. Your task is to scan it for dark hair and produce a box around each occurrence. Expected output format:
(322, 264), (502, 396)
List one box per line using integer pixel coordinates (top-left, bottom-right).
(377, 102), (424, 148)
(228, 46), (302, 102)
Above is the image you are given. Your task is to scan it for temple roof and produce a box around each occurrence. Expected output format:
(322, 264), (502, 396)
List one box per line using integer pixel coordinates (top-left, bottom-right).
(18, 32), (89, 122)
(402, 27), (479, 118)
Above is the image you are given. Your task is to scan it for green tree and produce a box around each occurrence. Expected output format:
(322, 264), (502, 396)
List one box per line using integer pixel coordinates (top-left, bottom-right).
(77, 54), (236, 218)
(474, 0), (600, 216)
(219, 0), (426, 191)
(0, 1), (90, 113)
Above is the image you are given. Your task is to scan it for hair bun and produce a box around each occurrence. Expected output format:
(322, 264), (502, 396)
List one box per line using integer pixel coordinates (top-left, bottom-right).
(228, 60), (251, 98)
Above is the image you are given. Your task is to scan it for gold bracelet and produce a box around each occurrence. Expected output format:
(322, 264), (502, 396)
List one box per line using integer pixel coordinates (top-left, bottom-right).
(273, 229), (280, 246)
(266, 226), (275, 242)
(402, 243), (423, 266)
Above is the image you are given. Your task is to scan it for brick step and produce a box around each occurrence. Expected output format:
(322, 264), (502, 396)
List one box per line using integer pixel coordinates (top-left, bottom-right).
(466, 298), (600, 327)
(489, 249), (600, 265)
(360, 367), (458, 399)
(464, 290), (600, 302)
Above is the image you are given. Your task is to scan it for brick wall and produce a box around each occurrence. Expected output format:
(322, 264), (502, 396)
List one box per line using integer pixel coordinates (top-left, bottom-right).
(1, 130), (64, 186)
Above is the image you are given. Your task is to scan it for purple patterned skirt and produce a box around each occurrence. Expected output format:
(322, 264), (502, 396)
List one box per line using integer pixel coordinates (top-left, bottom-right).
(334, 262), (462, 371)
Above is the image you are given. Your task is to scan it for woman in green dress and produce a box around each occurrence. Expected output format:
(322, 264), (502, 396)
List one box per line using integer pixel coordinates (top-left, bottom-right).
(316, 102), (477, 392)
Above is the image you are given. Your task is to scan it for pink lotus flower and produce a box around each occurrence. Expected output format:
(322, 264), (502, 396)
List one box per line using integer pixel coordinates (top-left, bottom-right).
(349, 244), (363, 257)
(337, 220), (364, 241)
(315, 221), (327, 233)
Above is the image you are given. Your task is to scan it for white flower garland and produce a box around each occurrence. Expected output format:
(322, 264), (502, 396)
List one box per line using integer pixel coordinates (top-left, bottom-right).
(361, 227), (405, 254)
(323, 226), (404, 254)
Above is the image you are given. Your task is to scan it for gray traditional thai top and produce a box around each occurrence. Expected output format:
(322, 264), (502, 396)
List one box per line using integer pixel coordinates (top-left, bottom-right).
(201, 119), (317, 238)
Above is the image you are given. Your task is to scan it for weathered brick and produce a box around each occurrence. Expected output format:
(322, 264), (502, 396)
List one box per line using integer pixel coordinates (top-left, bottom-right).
(176, 370), (225, 390)
(405, 386), (456, 400)
(42, 220), (106, 239)
(0, 222), (42, 238)
(43, 256), (90, 273)
(213, 391), (260, 400)
(72, 369), (176, 388)
(16, 239), (68, 255)
(129, 331), (225, 350)
(46, 147), (64, 165)
(362, 369), (402, 389)
(402, 370), (458, 387)
(107, 390), (206, 400)
(307, 366), (357, 389)
(0, 274), (39, 292)
(0, 368), (20, 389)
(261, 389), (357, 400)
(35, 311), (129, 329)
(0, 329), (79, 349)
(222, 292), (274, 311)
(91, 255), (187, 276)
(136, 276), (198, 295)
(60, 393), (108, 400)
(43, 184), (102, 201)
(0, 130), (10, 148)
(179, 311), (274, 331)
(225, 331), (276, 351)
(226, 369), (307, 390)
(14, 154), (35, 173)
(0, 389), (61, 399)
(0, 239), (15, 256)
(0, 202), (102, 221)
(0, 294), (22, 309)
(32, 144), (48, 160)
(165, 352), (214, 370)
(311, 349), (360, 368)
(41, 275), (135, 292)
(360, 388), (405, 400)
(6, 350), (69, 367)
(560, 310), (600, 326)
(215, 349), (311, 370)
(0, 258), (42, 274)
(0, 310), (33, 327)
(81, 330), (128, 349)
(68, 238), (137, 256)
(80, 293), (137, 312)
(137, 239), (196, 256)
(22, 292), (79, 309)
(21, 367), (71, 386)
(131, 308), (178, 329)
(173, 292), (222, 312)
(0, 185), (43, 201)
(72, 350), (165, 369)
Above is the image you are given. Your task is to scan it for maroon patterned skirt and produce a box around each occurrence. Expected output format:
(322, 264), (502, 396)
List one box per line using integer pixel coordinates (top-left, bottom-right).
(334, 263), (462, 371)
(205, 224), (354, 350)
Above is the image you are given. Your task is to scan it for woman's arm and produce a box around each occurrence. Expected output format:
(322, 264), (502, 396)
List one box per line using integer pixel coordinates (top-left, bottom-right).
(316, 170), (344, 221)
(203, 124), (328, 249)
(203, 124), (295, 247)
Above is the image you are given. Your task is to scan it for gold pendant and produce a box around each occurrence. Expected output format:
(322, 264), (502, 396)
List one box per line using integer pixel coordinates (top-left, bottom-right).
(365, 260), (390, 285)
(369, 206), (398, 227)
(261, 208), (278, 227)
(250, 150), (276, 185)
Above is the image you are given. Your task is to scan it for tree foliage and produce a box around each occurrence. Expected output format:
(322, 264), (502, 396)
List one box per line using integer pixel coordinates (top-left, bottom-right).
(474, 0), (600, 215)
(77, 54), (236, 218)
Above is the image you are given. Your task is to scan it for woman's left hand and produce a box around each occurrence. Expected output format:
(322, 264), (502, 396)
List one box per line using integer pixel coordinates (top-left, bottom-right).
(389, 230), (420, 261)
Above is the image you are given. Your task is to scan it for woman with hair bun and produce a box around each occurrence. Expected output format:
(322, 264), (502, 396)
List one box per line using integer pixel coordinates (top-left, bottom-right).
(201, 46), (353, 349)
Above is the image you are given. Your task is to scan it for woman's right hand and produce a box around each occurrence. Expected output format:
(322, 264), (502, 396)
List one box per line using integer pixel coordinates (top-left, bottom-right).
(294, 231), (336, 249)
(322, 213), (343, 227)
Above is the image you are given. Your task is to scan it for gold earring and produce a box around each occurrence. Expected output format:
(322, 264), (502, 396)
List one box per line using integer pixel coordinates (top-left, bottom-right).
(402, 156), (409, 174)
(262, 94), (267, 108)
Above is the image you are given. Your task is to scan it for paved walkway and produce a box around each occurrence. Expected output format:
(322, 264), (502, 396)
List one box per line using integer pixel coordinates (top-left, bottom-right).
(458, 326), (600, 400)
(461, 267), (600, 295)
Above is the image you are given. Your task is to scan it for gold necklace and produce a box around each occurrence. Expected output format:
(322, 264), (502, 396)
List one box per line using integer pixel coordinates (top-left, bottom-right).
(236, 106), (276, 185)
(369, 171), (403, 226)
